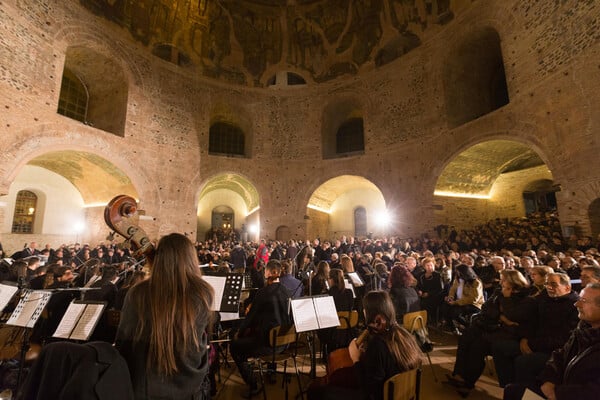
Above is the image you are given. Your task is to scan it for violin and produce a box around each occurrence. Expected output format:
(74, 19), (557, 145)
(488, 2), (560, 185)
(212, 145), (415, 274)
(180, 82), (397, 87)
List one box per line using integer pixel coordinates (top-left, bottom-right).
(104, 195), (155, 265)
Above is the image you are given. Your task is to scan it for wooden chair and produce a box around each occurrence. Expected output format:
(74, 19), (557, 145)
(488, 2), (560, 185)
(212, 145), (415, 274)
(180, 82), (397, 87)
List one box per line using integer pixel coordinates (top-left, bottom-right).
(383, 368), (421, 400)
(255, 325), (303, 400)
(402, 310), (437, 382)
(336, 310), (359, 346)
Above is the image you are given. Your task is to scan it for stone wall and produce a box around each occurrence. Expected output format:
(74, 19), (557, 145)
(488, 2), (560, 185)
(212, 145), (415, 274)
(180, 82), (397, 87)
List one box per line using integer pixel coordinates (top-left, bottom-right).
(0, 0), (600, 245)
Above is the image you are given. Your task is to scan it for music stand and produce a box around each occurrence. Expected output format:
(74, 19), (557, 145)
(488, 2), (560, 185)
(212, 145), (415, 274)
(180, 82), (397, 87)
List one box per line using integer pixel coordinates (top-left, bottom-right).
(5, 289), (52, 390)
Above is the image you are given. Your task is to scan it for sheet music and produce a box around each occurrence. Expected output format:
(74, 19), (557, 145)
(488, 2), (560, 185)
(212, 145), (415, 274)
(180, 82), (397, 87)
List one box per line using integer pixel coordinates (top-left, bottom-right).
(220, 312), (240, 321)
(70, 303), (105, 341)
(290, 297), (319, 332)
(347, 272), (364, 287)
(0, 284), (18, 312)
(203, 276), (226, 311)
(344, 279), (356, 298)
(6, 290), (52, 328)
(314, 296), (339, 329)
(53, 301), (106, 341)
(53, 302), (86, 339)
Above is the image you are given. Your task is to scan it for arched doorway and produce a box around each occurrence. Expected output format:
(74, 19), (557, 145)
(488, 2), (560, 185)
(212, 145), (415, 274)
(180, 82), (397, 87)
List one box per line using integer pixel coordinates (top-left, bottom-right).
(275, 225), (291, 242)
(306, 175), (387, 239)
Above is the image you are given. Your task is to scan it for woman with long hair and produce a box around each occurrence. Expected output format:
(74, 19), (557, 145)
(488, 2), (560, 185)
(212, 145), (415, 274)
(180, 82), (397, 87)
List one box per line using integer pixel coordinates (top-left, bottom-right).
(308, 290), (423, 400)
(311, 260), (330, 295)
(441, 264), (484, 333)
(115, 233), (214, 399)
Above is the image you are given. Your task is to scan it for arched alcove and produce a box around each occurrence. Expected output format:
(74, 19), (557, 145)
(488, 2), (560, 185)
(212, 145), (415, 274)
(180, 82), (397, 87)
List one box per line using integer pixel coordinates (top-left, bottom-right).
(443, 27), (509, 128)
(322, 98), (365, 159)
(434, 140), (552, 229)
(306, 175), (386, 239)
(197, 174), (260, 242)
(60, 46), (129, 136)
(275, 225), (291, 241)
(0, 151), (138, 249)
(523, 179), (559, 215)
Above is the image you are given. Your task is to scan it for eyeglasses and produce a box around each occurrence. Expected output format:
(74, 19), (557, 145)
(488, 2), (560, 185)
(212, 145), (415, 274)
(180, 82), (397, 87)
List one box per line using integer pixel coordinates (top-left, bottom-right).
(544, 282), (561, 288)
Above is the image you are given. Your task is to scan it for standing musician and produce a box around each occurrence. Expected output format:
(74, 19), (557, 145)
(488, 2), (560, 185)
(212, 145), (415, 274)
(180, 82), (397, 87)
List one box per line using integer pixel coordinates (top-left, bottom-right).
(308, 290), (423, 400)
(115, 233), (214, 399)
(230, 259), (292, 396)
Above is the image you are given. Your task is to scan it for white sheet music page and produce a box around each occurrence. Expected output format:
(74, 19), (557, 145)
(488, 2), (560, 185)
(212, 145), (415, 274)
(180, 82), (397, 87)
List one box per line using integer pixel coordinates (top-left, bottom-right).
(7, 290), (52, 328)
(344, 279), (356, 298)
(0, 284), (18, 311)
(290, 297), (319, 333)
(53, 302), (86, 339)
(347, 272), (364, 287)
(70, 303), (105, 341)
(314, 296), (340, 329)
(203, 276), (226, 311)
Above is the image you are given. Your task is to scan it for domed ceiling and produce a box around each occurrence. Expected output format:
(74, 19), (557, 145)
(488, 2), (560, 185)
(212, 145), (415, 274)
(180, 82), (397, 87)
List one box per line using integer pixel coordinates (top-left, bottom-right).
(79, 0), (462, 87)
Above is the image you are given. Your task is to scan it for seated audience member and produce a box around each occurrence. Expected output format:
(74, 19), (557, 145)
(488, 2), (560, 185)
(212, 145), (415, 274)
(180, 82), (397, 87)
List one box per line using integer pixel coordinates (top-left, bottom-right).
(308, 291), (423, 400)
(279, 260), (303, 298)
(492, 272), (579, 388)
(373, 262), (389, 291)
(388, 265), (420, 322)
(480, 256), (506, 299)
(230, 259), (291, 396)
(441, 264), (484, 333)
(417, 256), (444, 324)
(504, 283), (600, 400)
(527, 266), (554, 297)
(447, 270), (536, 396)
(580, 265), (600, 289)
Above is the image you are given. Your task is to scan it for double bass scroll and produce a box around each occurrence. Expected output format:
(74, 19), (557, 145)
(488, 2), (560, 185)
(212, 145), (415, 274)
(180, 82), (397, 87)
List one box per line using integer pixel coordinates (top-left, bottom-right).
(104, 195), (155, 260)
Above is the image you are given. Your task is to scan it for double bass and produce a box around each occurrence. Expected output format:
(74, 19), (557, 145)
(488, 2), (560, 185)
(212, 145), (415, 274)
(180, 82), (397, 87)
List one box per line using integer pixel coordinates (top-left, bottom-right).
(104, 195), (155, 263)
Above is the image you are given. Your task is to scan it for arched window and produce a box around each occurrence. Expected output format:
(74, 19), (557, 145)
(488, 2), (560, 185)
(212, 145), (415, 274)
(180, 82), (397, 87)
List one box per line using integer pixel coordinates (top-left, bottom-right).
(12, 190), (37, 234)
(57, 68), (89, 124)
(209, 122), (245, 157)
(336, 118), (365, 155)
(354, 206), (367, 237)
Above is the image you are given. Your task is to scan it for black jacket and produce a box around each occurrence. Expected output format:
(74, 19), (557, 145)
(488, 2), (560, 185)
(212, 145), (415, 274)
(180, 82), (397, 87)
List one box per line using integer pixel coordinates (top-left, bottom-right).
(527, 291), (579, 353)
(538, 321), (600, 400)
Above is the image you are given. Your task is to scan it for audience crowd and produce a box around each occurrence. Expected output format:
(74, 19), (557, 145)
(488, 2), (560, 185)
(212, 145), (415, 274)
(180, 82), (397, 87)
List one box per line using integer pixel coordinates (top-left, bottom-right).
(4, 210), (600, 399)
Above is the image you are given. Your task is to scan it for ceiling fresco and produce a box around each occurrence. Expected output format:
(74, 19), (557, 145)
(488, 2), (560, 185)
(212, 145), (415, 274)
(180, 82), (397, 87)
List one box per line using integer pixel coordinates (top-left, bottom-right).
(79, 0), (459, 86)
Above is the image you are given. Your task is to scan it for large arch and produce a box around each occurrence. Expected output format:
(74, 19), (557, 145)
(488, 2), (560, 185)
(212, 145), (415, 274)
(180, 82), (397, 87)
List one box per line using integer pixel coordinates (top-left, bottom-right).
(0, 150), (139, 250)
(306, 175), (387, 239)
(197, 173), (260, 242)
(433, 140), (555, 229)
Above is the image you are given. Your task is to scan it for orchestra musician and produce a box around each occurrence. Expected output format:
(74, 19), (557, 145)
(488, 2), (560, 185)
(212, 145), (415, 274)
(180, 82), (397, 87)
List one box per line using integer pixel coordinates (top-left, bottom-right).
(308, 290), (423, 400)
(230, 259), (292, 397)
(115, 233), (214, 399)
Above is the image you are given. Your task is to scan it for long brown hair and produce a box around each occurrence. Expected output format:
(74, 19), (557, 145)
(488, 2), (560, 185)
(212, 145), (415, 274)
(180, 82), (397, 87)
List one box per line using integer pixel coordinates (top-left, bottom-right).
(363, 291), (423, 371)
(131, 233), (214, 375)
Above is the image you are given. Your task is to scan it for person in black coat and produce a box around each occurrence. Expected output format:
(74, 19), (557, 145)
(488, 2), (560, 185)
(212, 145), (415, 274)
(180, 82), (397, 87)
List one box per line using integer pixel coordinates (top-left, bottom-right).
(492, 272), (579, 388)
(388, 265), (420, 322)
(504, 283), (600, 400)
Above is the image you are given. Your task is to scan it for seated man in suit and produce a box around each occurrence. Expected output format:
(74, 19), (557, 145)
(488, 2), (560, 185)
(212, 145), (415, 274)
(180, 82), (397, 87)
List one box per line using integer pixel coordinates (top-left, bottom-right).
(504, 282), (600, 400)
(230, 259), (292, 396)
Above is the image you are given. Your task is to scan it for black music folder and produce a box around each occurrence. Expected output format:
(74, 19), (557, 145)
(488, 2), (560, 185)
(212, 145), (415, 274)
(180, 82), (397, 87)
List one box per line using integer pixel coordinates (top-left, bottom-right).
(203, 273), (244, 313)
(52, 300), (106, 341)
(290, 295), (339, 333)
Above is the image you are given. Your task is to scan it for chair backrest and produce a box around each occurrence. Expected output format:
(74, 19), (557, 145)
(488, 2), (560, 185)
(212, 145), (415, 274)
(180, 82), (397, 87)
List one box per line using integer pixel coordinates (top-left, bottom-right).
(383, 368), (421, 400)
(269, 325), (297, 348)
(337, 310), (359, 330)
(402, 310), (427, 333)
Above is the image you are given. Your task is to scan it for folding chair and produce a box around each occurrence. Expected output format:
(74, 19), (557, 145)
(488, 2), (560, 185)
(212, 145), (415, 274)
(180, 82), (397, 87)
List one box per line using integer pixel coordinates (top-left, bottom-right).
(383, 368), (421, 400)
(402, 310), (437, 382)
(336, 310), (359, 346)
(255, 325), (303, 400)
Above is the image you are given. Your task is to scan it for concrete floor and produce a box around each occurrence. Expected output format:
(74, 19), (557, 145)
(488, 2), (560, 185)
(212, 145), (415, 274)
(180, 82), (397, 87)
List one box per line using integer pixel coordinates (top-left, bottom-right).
(211, 328), (504, 400)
